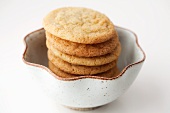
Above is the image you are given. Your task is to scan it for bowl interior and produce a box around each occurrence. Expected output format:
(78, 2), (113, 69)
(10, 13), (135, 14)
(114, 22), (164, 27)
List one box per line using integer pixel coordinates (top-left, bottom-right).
(23, 27), (144, 76)
(24, 30), (48, 67)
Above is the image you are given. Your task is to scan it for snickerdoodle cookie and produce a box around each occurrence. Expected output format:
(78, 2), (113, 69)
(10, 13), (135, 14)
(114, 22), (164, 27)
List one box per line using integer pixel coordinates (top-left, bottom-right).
(46, 40), (121, 66)
(48, 50), (117, 75)
(43, 7), (121, 78)
(43, 7), (116, 44)
(46, 31), (119, 57)
(48, 61), (119, 78)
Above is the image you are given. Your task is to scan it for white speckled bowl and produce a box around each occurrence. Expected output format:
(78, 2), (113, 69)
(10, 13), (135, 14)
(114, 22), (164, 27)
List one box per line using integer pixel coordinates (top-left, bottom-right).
(22, 26), (146, 109)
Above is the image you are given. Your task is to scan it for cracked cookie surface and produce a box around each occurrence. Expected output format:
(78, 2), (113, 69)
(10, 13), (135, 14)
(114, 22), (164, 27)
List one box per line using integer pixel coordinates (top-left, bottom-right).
(43, 7), (116, 44)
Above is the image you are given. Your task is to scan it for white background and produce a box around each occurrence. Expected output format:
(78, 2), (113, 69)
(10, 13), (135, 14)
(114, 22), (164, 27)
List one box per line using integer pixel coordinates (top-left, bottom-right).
(0, 0), (170, 113)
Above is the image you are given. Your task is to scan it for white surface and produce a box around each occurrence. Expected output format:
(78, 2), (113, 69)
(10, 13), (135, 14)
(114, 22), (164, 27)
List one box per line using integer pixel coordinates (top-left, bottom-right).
(0, 0), (169, 113)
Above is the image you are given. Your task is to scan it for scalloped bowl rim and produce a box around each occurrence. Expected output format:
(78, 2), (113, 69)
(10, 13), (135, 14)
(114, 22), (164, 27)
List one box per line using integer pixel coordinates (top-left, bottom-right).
(22, 26), (146, 81)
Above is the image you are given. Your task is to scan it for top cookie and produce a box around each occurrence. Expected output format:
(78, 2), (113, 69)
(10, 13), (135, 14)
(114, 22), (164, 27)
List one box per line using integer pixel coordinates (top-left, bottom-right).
(43, 7), (116, 44)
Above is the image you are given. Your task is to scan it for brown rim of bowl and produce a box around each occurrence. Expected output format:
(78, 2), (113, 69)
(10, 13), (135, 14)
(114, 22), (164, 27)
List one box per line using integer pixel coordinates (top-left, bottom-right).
(22, 26), (146, 81)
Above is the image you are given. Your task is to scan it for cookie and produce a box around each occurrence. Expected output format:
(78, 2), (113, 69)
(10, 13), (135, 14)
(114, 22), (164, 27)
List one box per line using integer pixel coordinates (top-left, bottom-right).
(48, 61), (119, 78)
(43, 7), (116, 44)
(46, 31), (119, 57)
(46, 40), (121, 66)
(48, 50), (117, 75)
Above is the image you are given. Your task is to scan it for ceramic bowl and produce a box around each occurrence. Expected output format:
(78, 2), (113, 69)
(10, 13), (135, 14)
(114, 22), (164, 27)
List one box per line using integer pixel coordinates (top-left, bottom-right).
(22, 26), (146, 109)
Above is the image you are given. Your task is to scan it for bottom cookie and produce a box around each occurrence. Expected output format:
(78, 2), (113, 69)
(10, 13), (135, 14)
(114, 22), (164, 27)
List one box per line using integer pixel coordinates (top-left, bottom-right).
(48, 61), (119, 78)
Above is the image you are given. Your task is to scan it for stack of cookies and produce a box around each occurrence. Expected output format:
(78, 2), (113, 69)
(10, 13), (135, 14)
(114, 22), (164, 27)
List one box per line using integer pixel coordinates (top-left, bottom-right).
(43, 7), (121, 78)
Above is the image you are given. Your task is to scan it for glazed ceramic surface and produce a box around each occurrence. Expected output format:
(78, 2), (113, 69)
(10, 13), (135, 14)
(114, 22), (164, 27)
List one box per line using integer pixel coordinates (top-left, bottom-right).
(23, 26), (145, 108)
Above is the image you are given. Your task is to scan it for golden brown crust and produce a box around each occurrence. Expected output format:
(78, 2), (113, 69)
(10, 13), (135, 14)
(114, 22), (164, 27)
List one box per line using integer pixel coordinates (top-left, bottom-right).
(46, 32), (119, 57)
(43, 7), (116, 44)
(48, 61), (119, 78)
(48, 50), (117, 75)
(43, 7), (121, 78)
(46, 40), (121, 66)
